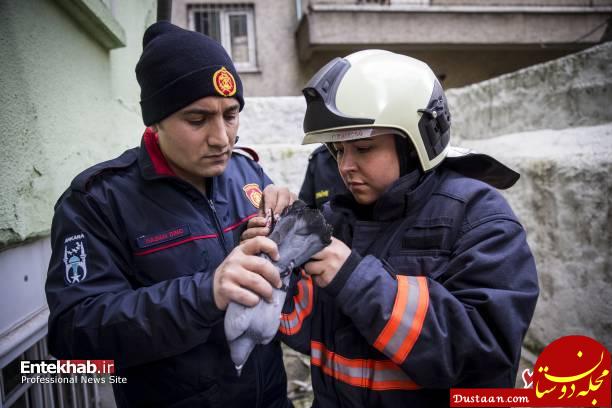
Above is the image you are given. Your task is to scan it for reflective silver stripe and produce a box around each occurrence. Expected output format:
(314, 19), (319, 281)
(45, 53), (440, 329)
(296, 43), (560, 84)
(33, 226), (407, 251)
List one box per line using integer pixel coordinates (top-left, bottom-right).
(381, 276), (421, 360)
(281, 313), (299, 330)
(311, 344), (416, 387)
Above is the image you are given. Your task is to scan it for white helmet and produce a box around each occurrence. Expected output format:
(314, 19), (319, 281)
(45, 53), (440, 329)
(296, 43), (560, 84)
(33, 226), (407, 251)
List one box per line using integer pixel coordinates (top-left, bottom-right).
(302, 50), (451, 172)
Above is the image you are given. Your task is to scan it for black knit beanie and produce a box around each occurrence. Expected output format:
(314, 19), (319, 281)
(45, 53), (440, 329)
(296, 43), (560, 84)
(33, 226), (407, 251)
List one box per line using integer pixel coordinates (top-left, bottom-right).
(136, 21), (244, 126)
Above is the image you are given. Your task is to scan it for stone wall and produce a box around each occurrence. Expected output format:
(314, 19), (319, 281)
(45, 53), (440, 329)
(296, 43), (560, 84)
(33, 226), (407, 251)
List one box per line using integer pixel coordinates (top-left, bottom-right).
(461, 124), (612, 354)
(446, 41), (612, 141)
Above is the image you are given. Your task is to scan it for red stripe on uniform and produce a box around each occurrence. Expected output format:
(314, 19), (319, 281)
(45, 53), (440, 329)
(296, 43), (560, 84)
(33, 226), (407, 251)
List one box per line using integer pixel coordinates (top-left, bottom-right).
(223, 212), (258, 232)
(134, 213), (258, 256)
(134, 234), (217, 256)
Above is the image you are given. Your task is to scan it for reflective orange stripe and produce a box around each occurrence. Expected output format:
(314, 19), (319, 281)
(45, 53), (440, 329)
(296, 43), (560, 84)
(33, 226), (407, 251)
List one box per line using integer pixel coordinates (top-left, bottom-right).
(310, 341), (420, 391)
(279, 275), (314, 335)
(373, 276), (429, 365)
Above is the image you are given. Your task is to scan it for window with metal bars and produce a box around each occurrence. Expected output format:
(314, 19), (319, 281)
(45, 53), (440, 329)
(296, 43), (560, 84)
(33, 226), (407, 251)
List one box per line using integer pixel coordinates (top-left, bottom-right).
(0, 337), (101, 408)
(188, 3), (258, 72)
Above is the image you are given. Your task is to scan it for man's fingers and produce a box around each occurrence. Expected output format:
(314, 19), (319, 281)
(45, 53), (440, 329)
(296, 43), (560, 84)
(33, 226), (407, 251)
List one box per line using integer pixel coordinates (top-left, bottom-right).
(272, 192), (290, 217)
(240, 227), (270, 241)
(247, 216), (268, 228)
(236, 269), (275, 302)
(241, 236), (279, 261)
(225, 285), (261, 308)
(262, 186), (279, 215)
(241, 255), (282, 289)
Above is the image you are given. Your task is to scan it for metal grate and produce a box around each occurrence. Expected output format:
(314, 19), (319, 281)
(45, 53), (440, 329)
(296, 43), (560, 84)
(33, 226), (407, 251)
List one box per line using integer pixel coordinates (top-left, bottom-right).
(0, 337), (101, 408)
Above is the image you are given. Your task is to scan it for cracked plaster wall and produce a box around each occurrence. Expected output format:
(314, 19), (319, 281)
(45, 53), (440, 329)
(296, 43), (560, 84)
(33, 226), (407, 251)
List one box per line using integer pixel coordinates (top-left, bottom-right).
(0, 0), (156, 249)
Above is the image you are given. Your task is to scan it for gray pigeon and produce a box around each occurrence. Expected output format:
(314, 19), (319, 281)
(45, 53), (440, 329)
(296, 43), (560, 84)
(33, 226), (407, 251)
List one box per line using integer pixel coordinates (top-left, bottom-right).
(224, 200), (332, 374)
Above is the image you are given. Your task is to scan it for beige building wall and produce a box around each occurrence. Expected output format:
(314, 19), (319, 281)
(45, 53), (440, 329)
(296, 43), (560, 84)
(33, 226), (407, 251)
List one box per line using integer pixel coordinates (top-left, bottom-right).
(172, 0), (303, 96)
(172, 0), (612, 95)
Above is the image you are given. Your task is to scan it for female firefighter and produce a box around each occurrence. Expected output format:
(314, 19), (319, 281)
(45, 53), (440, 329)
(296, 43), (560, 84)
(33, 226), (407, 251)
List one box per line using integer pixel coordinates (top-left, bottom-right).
(279, 50), (539, 407)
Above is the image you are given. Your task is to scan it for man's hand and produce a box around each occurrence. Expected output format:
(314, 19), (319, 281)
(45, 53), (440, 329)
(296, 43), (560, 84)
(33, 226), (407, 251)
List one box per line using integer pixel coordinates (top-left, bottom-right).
(213, 236), (282, 310)
(260, 185), (296, 219)
(240, 185), (296, 241)
(240, 216), (269, 241)
(303, 237), (351, 288)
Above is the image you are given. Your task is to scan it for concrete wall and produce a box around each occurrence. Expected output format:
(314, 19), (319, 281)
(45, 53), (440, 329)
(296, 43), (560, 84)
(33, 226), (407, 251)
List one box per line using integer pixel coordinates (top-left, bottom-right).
(0, 0), (156, 250)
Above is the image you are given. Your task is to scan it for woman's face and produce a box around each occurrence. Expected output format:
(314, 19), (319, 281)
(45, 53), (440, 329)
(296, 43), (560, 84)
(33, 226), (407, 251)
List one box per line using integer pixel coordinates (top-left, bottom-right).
(334, 134), (400, 205)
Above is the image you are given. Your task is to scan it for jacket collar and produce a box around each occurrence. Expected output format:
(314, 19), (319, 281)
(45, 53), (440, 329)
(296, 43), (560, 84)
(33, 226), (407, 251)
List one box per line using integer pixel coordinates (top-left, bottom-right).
(138, 127), (177, 180)
(331, 169), (441, 222)
(137, 128), (231, 205)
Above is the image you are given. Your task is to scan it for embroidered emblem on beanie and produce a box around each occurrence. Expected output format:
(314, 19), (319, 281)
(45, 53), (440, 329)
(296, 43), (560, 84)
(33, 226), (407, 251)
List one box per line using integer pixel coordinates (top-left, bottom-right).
(213, 67), (237, 97)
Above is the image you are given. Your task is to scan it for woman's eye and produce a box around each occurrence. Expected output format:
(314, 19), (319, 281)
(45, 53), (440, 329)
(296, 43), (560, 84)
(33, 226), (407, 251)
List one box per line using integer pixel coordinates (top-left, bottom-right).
(356, 146), (371, 153)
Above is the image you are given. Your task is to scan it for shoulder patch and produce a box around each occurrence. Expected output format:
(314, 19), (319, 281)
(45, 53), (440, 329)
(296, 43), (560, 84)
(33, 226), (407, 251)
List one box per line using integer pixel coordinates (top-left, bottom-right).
(243, 183), (263, 209)
(70, 148), (139, 192)
(233, 146), (259, 162)
(63, 233), (88, 285)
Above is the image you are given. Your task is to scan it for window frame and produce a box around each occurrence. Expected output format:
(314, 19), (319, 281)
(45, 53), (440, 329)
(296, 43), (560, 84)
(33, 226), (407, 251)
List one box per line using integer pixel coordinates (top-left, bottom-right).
(188, 4), (259, 72)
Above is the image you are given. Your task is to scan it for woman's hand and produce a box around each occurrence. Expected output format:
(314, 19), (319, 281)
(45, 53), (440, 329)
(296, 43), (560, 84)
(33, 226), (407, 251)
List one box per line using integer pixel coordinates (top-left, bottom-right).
(303, 237), (351, 288)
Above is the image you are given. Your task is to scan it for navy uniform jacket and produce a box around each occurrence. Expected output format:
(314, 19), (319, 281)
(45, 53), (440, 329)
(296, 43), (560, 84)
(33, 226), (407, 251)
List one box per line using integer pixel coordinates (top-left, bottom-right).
(299, 145), (347, 209)
(281, 168), (539, 407)
(45, 129), (291, 408)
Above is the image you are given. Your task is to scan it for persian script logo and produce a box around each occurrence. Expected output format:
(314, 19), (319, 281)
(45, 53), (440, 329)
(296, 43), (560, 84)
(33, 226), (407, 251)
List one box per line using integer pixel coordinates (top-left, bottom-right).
(531, 335), (610, 407)
(63, 233), (87, 284)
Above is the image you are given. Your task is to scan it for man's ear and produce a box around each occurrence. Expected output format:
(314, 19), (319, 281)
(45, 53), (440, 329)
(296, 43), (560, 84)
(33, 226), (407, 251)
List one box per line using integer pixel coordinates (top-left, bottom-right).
(150, 124), (159, 133)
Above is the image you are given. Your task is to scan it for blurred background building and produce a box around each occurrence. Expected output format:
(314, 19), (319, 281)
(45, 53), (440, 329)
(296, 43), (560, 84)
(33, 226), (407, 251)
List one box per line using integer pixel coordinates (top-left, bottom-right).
(1, 0), (611, 407)
(171, 0), (612, 94)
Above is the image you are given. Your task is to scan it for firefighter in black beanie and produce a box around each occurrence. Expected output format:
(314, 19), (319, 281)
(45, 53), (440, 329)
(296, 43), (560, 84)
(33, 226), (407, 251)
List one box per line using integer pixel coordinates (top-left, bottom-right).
(46, 21), (294, 407)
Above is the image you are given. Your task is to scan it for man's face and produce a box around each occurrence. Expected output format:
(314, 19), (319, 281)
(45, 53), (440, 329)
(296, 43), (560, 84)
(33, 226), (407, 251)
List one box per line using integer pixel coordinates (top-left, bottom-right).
(154, 96), (239, 186)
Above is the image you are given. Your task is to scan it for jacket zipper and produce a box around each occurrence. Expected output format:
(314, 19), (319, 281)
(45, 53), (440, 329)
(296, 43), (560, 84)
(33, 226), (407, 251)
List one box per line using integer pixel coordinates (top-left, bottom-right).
(208, 180), (261, 406)
(208, 198), (229, 257)
(205, 176), (229, 256)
